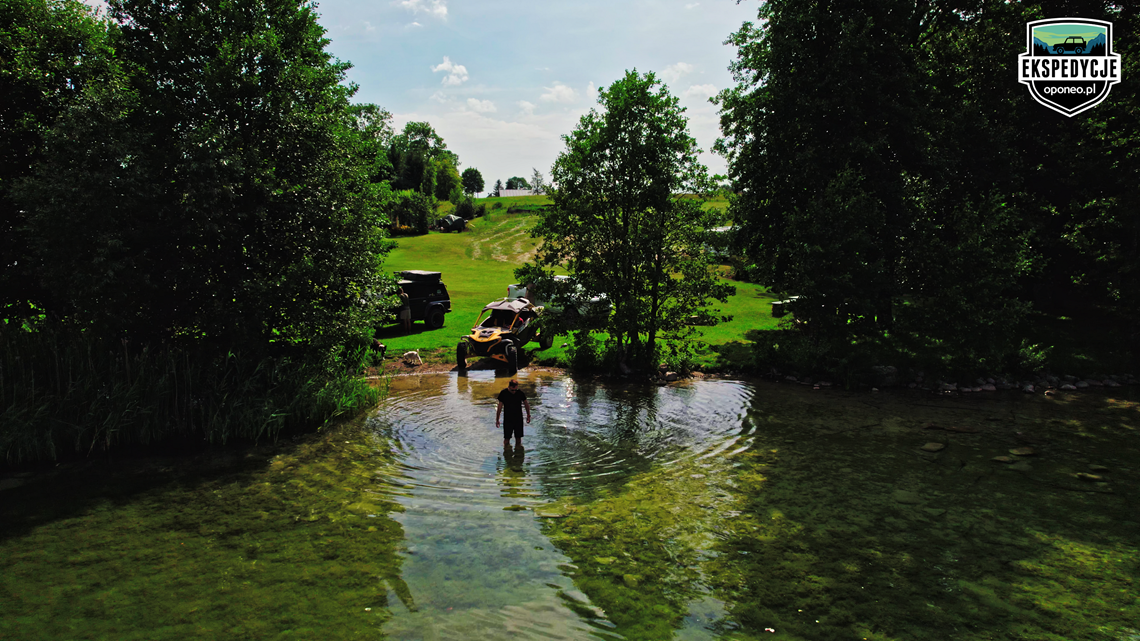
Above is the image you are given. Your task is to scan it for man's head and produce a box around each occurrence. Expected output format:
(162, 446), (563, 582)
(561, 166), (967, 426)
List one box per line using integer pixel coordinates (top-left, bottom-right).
(508, 379), (519, 390)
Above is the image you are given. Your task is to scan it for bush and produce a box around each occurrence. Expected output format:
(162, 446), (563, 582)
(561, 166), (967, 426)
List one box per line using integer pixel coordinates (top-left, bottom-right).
(0, 326), (382, 466)
(566, 331), (602, 374)
(390, 191), (432, 235)
(475, 203), (487, 218)
(492, 202), (503, 210)
(454, 198), (476, 220)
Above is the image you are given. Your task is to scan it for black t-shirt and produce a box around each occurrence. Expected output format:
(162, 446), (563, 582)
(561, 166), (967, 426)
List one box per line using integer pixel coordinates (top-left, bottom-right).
(497, 388), (527, 422)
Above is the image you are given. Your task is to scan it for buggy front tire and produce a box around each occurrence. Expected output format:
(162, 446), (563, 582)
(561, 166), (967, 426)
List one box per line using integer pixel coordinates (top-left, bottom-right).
(506, 344), (518, 374)
(538, 333), (554, 350)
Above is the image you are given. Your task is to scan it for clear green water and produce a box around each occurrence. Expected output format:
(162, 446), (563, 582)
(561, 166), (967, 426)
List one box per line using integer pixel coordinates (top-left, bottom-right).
(2, 373), (1138, 640)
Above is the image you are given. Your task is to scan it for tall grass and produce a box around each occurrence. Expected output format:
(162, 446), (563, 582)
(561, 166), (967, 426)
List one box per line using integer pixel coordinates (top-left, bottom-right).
(0, 327), (382, 466)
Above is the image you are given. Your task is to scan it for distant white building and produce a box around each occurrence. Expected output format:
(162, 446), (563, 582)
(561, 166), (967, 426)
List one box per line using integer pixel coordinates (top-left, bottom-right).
(497, 189), (535, 197)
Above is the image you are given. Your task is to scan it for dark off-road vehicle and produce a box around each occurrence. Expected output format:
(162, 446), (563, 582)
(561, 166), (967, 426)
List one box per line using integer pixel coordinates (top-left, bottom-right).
(436, 214), (467, 233)
(457, 298), (552, 373)
(1054, 36), (1087, 54)
(395, 270), (452, 329)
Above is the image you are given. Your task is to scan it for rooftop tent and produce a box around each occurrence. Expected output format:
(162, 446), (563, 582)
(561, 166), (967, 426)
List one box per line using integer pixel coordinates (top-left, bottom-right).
(401, 270), (442, 282)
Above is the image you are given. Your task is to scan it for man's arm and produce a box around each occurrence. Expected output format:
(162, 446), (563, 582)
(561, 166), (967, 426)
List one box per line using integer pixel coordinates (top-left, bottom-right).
(523, 398), (531, 424)
(496, 400), (503, 427)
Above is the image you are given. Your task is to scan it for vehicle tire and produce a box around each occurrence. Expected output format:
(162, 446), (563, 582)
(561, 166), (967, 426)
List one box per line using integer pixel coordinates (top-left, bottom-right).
(539, 333), (554, 350)
(563, 305), (580, 328)
(506, 344), (518, 374)
(1054, 45), (1064, 54)
(457, 342), (468, 369)
(427, 307), (445, 329)
(1075, 47), (1084, 54)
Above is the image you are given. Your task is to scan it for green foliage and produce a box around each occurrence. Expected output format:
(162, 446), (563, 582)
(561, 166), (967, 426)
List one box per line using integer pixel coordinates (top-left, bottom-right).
(715, 0), (1035, 366)
(461, 166), (484, 195)
(525, 70), (734, 372)
(491, 178), (503, 197)
(389, 190), (432, 236)
(15, 0), (393, 358)
(0, 0), (118, 322)
(505, 176), (530, 190)
(565, 331), (602, 374)
(0, 325), (381, 464)
(432, 155), (461, 201)
(388, 121), (455, 193)
(454, 198), (476, 220)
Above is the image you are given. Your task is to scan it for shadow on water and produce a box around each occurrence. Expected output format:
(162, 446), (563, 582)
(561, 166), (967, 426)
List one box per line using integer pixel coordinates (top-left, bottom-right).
(2, 372), (1138, 641)
(0, 421), (411, 640)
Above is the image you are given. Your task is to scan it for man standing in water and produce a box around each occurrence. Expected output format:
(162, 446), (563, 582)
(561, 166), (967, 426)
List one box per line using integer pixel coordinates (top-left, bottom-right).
(496, 379), (531, 447)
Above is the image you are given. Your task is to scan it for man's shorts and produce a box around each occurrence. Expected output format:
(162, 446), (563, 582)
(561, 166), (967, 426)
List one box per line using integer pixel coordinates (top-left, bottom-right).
(503, 419), (524, 441)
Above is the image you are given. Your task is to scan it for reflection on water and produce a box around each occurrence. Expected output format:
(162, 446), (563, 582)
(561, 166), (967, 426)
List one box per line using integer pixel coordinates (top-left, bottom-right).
(1, 372), (1138, 641)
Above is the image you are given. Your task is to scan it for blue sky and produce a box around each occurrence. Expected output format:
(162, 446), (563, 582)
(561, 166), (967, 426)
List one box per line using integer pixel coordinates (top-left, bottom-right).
(80, 0), (759, 193)
(314, 0), (759, 192)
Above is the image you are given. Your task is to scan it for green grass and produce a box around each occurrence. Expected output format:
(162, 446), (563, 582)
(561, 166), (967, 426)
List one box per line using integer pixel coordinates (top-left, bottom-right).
(376, 196), (773, 370)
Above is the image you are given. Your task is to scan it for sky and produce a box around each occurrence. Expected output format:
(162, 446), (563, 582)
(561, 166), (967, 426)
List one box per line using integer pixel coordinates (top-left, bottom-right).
(308, 0), (760, 192)
(79, 0), (759, 193)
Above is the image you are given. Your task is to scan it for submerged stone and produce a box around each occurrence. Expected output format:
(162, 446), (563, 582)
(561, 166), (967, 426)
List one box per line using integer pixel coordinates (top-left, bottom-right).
(1009, 447), (1036, 456)
(892, 490), (922, 504)
(921, 443), (946, 452)
(1074, 473), (1105, 482)
(992, 456), (1014, 463)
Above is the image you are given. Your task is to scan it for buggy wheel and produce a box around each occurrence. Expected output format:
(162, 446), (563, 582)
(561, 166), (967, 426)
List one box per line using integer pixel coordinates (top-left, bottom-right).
(506, 344), (518, 374)
(539, 333), (554, 350)
(427, 307), (445, 329)
(457, 342), (468, 369)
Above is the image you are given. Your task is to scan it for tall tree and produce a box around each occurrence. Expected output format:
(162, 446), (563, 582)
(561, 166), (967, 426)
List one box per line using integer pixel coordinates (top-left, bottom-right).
(461, 167), (484, 195)
(505, 176), (531, 191)
(715, 0), (1033, 369)
(0, 0), (117, 321)
(524, 70), (733, 369)
(17, 0), (391, 354)
(491, 179), (503, 197)
(530, 167), (547, 195)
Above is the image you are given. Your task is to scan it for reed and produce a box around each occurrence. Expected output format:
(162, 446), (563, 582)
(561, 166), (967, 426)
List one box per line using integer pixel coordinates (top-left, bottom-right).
(0, 327), (381, 466)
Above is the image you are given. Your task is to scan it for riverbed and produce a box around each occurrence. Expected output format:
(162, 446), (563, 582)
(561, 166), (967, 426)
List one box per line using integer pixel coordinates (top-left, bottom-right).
(2, 373), (1137, 640)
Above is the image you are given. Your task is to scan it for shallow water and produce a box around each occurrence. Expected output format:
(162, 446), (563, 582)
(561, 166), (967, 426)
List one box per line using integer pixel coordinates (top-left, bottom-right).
(2, 373), (1138, 640)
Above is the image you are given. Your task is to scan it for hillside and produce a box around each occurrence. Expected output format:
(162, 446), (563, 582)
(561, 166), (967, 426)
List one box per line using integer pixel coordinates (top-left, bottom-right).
(376, 196), (771, 369)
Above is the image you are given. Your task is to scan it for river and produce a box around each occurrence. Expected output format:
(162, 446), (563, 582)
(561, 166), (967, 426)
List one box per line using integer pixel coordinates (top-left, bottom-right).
(2, 372), (1137, 640)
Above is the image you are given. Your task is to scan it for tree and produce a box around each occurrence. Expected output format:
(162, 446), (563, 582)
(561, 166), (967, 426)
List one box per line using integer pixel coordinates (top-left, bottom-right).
(530, 167), (547, 195)
(461, 167), (484, 195)
(523, 70), (734, 370)
(0, 0), (117, 322)
(17, 0), (392, 355)
(505, 176), (531, 191)
(388, 121), (455, 192)
(432, 155), (461, 201)
(715, 0), (1034, 370)
(491, 179), (503, 197)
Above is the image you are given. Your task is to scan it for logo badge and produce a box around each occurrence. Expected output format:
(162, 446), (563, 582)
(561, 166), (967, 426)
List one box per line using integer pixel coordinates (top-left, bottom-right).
(1018, 18), (1122, 117)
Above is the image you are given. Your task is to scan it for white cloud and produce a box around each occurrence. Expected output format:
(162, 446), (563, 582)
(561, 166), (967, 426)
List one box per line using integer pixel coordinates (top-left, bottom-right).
(540, 81), (578, 103)
(364, 21), (376, 32)
(432, 56), (468, 86)
(586, 81), (598, 102)
(430, 91), (449, 103)
(404, 21), (423, 29)
(467, 98), (497, 113)
(662, 62), (695, 85)
(683, 84), (718, 100)
(685, 2), (700, 8)
(517, 100), (537, 115)
(399, 0), (447, 18)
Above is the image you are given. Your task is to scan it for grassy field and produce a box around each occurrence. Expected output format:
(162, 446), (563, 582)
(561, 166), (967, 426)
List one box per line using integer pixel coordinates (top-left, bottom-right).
(377, 195), (767, 370)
